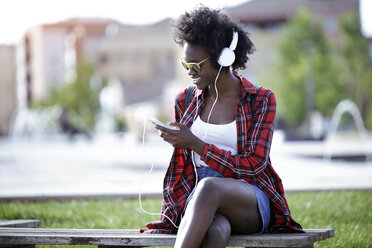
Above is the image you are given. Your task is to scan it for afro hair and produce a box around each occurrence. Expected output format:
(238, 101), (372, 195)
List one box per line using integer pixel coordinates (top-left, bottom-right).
(172, 6), (255, 71)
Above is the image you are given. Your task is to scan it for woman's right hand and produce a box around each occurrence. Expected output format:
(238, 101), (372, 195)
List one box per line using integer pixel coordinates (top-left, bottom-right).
(157, 122), (205, 155)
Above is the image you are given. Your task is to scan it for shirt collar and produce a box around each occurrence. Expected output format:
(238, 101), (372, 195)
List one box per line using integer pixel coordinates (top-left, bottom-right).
(235, 73), (258, 98)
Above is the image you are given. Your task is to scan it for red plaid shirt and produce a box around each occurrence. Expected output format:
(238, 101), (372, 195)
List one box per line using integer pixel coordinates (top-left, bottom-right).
(142, 74), (303, 234)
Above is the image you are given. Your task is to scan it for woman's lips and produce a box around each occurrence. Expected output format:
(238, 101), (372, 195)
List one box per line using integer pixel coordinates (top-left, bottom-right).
(192, 78), (200, 85)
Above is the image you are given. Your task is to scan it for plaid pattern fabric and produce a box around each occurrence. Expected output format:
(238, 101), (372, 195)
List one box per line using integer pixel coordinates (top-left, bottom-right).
(141, 74), (303, 234)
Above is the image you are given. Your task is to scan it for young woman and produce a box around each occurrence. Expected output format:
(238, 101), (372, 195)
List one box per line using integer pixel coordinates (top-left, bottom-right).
(141, 6), (303, 248)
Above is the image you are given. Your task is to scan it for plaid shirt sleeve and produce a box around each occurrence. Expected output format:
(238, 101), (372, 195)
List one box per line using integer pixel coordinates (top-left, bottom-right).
(200, 89), (276, 182)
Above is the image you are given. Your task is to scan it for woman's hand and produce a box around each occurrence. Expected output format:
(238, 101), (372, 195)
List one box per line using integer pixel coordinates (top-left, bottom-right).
(155, 122), (205, 155)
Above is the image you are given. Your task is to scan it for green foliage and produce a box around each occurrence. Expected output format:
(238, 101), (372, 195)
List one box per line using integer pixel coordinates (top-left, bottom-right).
(34, 61), (104, 131)
(271, 9), (372, 131)
(273, 10), (346, 127)
(338, 11), (372, 129)
(0, 191), (371, 248)
(114, 114), (128, 132)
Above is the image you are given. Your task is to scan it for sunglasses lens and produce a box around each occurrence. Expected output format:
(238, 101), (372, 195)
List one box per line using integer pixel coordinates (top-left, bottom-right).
(181, 60), (189, 70)
(191, 64), (200, 72)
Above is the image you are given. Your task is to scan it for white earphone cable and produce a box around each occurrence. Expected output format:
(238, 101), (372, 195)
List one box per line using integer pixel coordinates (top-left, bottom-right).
(139, 118), (179, 229)
(203, 65), (223, 140)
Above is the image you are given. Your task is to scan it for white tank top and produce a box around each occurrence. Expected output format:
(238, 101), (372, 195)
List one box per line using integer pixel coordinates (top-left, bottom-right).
(190, 116), (237, 167)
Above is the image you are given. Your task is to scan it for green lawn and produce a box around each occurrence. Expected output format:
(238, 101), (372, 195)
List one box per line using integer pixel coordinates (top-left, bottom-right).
(0, 190), (371, 247)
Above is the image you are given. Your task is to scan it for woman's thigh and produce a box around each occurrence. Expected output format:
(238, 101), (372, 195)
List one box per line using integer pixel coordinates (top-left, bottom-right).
(194, 177), (261, 234)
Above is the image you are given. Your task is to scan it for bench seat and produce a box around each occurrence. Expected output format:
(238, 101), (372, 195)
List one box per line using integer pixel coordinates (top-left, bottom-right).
(0, 227), (334, 248)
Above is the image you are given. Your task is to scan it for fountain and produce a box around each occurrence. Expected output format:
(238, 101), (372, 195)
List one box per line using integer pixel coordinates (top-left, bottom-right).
(9, 106), (61, 141)
(95, 78), (124, 135)
(323, 99), (371, 161)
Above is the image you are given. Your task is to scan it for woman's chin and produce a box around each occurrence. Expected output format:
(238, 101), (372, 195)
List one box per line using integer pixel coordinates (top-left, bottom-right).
(192, 78), (204, 89)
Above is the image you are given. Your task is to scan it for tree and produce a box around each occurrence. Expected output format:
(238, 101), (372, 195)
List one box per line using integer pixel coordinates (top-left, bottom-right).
(338, 11), (372, 129)
(271, 10), (346, 132)
(35, 60), (104, 131)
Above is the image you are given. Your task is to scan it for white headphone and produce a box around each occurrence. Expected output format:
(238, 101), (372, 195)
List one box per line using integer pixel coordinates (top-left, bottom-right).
(217, 30), (238, 67)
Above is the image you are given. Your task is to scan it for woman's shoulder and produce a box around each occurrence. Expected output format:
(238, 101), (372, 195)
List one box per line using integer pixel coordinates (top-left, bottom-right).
(253, 87), (276, 108)
(257, 86), (275, 98)
(175, 86), (197, 103)
(237, 73), (273, 96)
(175, 87), (189, 102)
(236, 75), (276, 111)
(239, 77), (275, 101)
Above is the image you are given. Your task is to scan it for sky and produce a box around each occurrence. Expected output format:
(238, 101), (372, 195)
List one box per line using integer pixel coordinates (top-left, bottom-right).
(0, 0), (371, 45)
(0, 0), (247, 45)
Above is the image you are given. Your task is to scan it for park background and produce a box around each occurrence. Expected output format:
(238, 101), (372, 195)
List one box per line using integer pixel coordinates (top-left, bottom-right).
(0, 0), (371, 247)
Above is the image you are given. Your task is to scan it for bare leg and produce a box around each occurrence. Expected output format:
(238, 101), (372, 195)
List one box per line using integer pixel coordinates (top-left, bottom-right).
(174, 177), (261, 248)
(201, 214), (231, 248)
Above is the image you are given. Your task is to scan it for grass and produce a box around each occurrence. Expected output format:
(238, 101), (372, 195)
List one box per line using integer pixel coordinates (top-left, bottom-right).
(286, 190), (371, 247)
(0, 190), (371, 248)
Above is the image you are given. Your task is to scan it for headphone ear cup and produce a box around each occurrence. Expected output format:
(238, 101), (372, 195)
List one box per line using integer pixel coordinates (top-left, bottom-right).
(218, 48), (235, 67)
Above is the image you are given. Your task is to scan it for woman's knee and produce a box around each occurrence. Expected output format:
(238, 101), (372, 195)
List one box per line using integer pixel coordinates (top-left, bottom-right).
(194, 177), (222, 201)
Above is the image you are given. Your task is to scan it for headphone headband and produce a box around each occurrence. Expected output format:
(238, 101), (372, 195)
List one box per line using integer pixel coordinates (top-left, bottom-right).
(229, 31), (238, 50)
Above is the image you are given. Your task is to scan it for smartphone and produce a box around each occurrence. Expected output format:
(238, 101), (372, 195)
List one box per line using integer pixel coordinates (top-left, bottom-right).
(148, 118), (178, 130)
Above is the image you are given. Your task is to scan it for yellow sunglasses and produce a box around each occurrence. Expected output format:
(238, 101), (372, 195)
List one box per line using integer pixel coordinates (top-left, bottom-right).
(180, 56), (210, 72)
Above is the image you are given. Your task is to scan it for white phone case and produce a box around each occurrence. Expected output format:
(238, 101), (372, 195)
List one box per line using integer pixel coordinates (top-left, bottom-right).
(148, 118), (178, 130)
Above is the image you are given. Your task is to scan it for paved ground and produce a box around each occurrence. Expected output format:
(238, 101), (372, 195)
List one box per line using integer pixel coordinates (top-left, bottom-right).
(0, 131), (371, 200)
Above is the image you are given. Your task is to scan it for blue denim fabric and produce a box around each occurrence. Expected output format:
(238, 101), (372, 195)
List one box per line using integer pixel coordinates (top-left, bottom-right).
(196, 166), (225, 179)
(247, 183), (271, 233)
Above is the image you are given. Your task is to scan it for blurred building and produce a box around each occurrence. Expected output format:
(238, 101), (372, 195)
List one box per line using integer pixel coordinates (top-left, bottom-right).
(15, 18), (179, 125)
(81, 19), (179, 134)
(83, 19), (177, 105)
(17, 18), (116, 108)
(0, 45), (17, 135)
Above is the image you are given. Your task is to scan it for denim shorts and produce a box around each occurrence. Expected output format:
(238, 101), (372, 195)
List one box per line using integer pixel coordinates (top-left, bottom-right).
(185, 166), (271, 233)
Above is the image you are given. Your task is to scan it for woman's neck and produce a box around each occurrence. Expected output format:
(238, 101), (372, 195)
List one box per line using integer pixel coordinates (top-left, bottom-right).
(207, 70), (240, 100)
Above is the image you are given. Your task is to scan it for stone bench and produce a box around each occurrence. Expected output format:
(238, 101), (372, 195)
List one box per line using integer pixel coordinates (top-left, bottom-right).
(0, 220), (334, 248)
